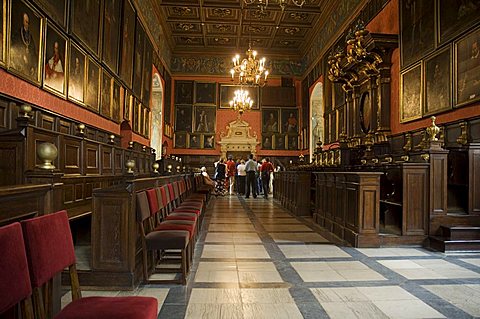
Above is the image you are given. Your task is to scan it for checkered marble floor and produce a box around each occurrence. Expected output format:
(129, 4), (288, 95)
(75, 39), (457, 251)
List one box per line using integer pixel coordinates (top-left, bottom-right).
(63, 196), (480, 318)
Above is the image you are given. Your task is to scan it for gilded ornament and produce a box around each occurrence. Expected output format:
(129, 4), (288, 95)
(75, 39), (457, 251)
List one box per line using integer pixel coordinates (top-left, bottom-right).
(400, 155), (409, 162)
(421, 154), (430, 162)
(212, 8), (232, 17)
(20, 104), (32, 118)
(172, 7), (193, 16)
(284, 27), (300, 35)
(77, 123), (85, 135)
(126, 160), (135, 174)
(36, 142), (58, 170)
(152, 162), (160, 174)
(456, 121), (469, 146)
(426, 116), (440, 142)
(403, 133), (412, 152)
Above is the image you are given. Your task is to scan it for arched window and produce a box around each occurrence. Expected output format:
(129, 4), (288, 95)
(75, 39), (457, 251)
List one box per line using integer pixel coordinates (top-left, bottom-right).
(151, 73), (163, 160)
(310, 82), (324, 161)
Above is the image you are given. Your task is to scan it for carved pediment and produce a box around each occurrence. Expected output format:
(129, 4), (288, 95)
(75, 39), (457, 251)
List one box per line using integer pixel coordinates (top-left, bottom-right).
(218, 116), (259, 157)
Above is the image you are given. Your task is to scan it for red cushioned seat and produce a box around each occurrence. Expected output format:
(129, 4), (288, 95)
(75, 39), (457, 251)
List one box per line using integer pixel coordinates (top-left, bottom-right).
(173, 207), (201, 215)
(0, 223), (33, 318)
(21, 211), (158, 318)
(156, 223), (195, 238)
(56, 296), (158, 319)
(165, 215), (197, 222)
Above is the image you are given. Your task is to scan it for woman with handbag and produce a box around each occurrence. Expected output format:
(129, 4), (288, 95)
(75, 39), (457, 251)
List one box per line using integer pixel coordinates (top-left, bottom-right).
(214, 158), (227, 196)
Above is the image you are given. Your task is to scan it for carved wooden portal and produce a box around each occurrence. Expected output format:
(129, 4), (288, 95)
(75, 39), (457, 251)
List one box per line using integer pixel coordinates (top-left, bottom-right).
(218, 116), (259, 159)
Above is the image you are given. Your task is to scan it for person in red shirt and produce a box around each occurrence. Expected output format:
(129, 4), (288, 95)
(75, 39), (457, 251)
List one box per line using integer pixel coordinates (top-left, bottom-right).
(259, 158), (275, 199)
(226, 155), (236, 195)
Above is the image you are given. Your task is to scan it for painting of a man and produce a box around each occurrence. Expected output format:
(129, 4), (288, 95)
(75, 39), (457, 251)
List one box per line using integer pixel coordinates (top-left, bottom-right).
(425, 49), (451, 114)
(263, 110), (279, 133)
(457, 29), (480, 105)
(120, 0), (135, 87)
(10, 3), (41, 82)
(194, 106), (215, 133)
(71, 0), (100, 54)
(86, 59), (100, 111)
(283, 111), (298, 133)
(102, 0), (121, 72)
(44, 33), (65, 94)
(68, 45), (85, 102)
(175, 106), (192, 132)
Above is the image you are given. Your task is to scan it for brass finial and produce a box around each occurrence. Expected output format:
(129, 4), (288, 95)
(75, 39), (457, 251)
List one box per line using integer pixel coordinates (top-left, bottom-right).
(109, 134), (115, 144)
(77, 123), (85, 135)
(456, 121), (468, 146)
(36, 142), (58, 170)
(128, 141), (134, 149)
(152, 162), (160, 174)
(20, 104), (32, 118)
(403, 133), (412, 152)
(125, 159), (135, 173)
(421, 154), (430, 162)
(426, 116), (440, 142)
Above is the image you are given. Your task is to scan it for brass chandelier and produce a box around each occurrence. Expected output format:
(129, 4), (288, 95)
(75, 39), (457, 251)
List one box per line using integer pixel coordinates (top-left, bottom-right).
(229, 88), (253, 115)
(243, 0), (306, 11)
(230, 44), (269, 87)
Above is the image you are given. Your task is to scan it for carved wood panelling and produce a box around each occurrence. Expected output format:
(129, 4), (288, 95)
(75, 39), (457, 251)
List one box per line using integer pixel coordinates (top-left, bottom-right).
(0, 100), (8, 130)
(85, 143), (99, 174)
(470, 147), (480, 214)
(63, 137), (82, 174)
(403, 168), (428, 235)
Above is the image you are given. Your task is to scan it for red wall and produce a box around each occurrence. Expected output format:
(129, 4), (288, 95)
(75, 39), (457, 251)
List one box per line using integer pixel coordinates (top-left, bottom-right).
(367, 0), (480, 135)
(170, 75), (303, 156)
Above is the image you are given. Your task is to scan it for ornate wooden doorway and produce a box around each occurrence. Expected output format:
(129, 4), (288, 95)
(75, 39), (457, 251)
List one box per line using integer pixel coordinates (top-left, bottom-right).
(218, 116), (259, 159)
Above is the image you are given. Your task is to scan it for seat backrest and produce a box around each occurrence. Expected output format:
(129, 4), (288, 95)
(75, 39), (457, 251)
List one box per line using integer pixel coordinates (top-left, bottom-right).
(136, 191), (152, 223)
(0, 223), (32, 316)
(159, 186), (169, 208)
(145, 188), (160, 216)
(21, 210), (76, 289)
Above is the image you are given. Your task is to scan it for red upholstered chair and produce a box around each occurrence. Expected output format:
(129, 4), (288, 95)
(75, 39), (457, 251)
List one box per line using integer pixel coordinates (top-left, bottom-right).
(136, 192), (190, 284)
(21, 211), (158, 318)
(0, 223), (34, 319)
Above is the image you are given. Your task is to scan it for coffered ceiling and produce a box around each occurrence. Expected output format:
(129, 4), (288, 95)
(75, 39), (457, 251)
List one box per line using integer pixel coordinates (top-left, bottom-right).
(153, 0), (329, 58)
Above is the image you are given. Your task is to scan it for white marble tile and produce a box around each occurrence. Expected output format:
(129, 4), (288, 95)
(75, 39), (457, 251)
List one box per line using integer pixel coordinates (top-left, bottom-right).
(269, 232), (329, 243)
(209, 224), (256, 232)
(374, 300), (446, 319)
(357, 286), (417, 301)
(356, 247), (430, 257)
(379, 259), (480, 279)
(235, 245), (270, 259)
(202, 245), (236, 259)
(195, 270), (239, 283)
(189, 288), (242, 304)
(310, 287), (369, 302)
(279, 244), (351, 259)
(242, 303), (303, 319)
(262, 224), (313, 232)
(321, 301), (389, 319)
(423, 284), (480, 317)
(337, 269), (386, 281)
(238, 271), (284, 283)
(240, 289), (294, 304)
(185, 304), (244, 319)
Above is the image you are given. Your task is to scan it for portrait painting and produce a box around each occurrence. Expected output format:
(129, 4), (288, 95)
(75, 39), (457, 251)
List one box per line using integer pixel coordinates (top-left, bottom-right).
(102, 0), (122, 73)
(194, 106), (216, 133)
(400, 63), (422, 122)
(71, 0), (101, 55)
(142, 39), (153, 105)
(425, 48), (451, 115)
(133, 19), (145, 98)
(119, 0), (135, 88)
(203, 135), (215, 149)
(175, 80), (194, 105)
(456, 27), (480, 106)
(188, 133), (201, 149)
(85, 58), (100, 111)
(139, 105), (145, 135)
(144, 108), (150, 137)
(439, 0), (480, 43)
(274, 134), (285, 150)
(262, 135), (272, 150)
(287, 135), (299, 150)
(9, 0), (43, 84)
(124, 90), (133, 121)
(175, 105), (192, 132)
(194, 82), (217, 105)
(68, 42), (85, 103)
(43, 23), (67, 96)
(262, 109), (279, 133)
(100, 71), (112, 118)
(400, 0), (435, 67)
(220, 84), (259, 109)
(34, 0), (67, 29)
(132, 99), (140, 132)
(111, 80), (121, 123)
(174, 132), (186, 148)
(281, 109), (298, 134)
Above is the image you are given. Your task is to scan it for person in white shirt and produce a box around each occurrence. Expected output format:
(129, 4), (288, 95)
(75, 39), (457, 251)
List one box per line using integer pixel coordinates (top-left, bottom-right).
(244, 154), (257, 198)
(236, 160), (246, 195)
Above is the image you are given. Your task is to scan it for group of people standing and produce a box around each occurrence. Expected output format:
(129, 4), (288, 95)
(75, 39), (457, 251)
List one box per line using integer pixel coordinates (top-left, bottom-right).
(200, 154), (277, 199)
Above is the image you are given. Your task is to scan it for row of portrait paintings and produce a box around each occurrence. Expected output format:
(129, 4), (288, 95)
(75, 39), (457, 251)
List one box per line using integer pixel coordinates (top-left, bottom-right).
(3, 0), (152, 116)
(174, 132), (215, 149)
(131, 98), (150, 138)
(262, 134), (299, 150)
(175, 105), (216, 134)
(262, 108), (299, 134)
(174, 80), (261, 110)
(400, 0), (480, 68)
(400, 27), (480, 122)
